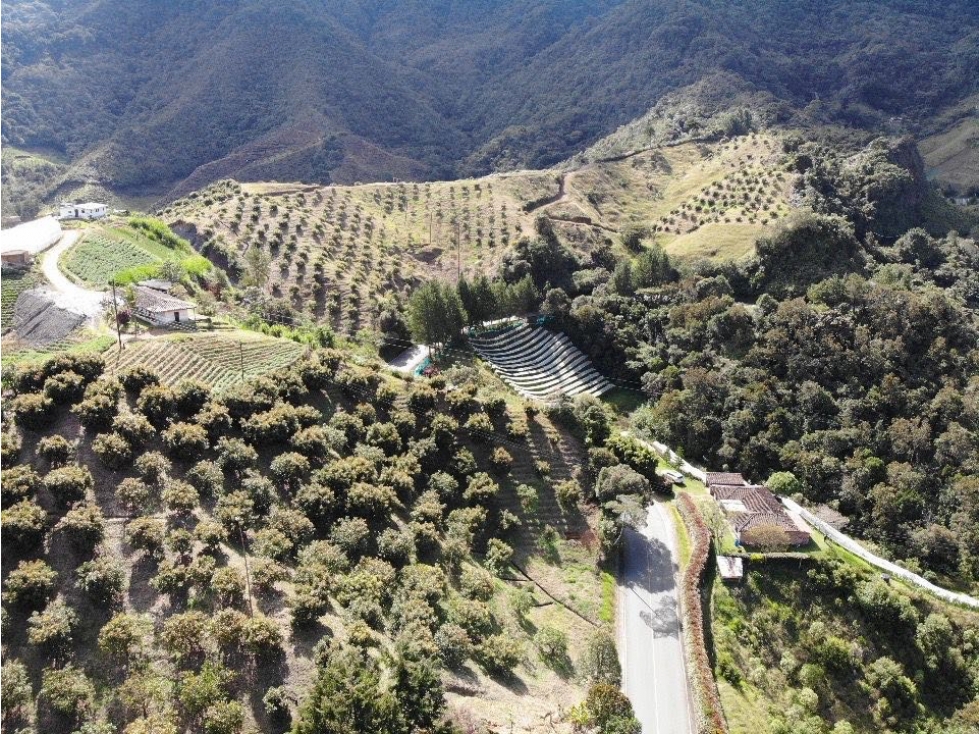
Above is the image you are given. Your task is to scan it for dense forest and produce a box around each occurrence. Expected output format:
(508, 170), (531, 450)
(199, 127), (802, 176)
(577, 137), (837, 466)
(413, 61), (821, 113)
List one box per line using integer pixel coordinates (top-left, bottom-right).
(2, 0), (978, 216)
(510, 139), (979, 590)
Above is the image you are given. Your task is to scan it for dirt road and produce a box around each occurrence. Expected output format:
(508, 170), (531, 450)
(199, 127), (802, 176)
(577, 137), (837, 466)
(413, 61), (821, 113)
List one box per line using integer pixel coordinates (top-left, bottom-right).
(38, 230), (105, 318)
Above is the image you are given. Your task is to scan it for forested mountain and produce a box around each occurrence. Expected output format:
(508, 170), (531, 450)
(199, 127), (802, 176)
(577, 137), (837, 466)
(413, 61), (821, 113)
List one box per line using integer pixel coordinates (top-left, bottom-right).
(2, 0), (978, 216)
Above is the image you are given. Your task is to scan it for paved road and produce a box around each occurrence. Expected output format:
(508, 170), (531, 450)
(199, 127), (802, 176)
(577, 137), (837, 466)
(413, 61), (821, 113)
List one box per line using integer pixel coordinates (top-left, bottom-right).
(38, 230), (105, 318)
(619, 501), (694, 734)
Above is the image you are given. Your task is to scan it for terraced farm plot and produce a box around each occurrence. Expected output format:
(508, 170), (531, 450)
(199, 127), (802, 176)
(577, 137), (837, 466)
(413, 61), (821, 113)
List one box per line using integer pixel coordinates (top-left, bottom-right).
(107, 333), (305, 391)
(62, 234), (159, 287)
(1, 269), (37, 333)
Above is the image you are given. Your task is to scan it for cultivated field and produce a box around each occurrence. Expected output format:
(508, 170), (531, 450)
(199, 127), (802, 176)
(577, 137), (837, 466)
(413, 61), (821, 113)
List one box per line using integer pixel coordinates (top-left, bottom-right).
(61, 219), (211, 288)
(1, 269), (36, 333)
(163, 132), (797, 335)
(106, 332), (305, 391)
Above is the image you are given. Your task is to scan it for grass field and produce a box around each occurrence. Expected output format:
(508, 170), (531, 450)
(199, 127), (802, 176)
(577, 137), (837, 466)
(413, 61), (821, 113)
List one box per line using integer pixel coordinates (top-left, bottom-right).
(106, 332), (305, 390)
(1, 269), (37, 333)
(162, 131), (797, 336)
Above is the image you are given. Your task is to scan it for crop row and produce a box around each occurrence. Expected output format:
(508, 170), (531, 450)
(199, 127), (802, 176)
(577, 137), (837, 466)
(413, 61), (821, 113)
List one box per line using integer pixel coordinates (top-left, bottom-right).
(109, 335), (304, 391)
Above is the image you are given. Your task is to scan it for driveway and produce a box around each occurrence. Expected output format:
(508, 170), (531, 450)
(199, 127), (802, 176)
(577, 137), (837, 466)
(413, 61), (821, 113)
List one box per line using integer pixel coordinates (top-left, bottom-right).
(38, 230), (105, 318)
(619, 500), (694, 734)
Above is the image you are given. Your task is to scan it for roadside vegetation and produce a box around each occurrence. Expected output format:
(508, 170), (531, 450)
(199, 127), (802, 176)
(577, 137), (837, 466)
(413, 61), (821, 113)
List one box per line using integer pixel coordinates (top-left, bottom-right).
(712, 559), (979, 734)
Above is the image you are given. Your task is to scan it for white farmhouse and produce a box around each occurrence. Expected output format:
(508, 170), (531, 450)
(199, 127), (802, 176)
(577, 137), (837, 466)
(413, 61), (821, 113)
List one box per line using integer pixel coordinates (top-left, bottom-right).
(59, 202), (109, 220)
(132, 285), (196, 325)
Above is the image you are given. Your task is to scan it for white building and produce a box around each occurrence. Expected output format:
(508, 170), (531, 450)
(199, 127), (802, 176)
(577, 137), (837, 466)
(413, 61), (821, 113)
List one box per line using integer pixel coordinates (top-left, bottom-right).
(59, 202), (109, 220)
(0, 216), (63, 264)
(132, 285), (196, 325)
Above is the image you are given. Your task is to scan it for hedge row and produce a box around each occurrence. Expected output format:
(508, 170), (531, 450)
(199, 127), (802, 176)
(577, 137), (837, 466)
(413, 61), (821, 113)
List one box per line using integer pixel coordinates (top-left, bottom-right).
(677, 494), (728, 734)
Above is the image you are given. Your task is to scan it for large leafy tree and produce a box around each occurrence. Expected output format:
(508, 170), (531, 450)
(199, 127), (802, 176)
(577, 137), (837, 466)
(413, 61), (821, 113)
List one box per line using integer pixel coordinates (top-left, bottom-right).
(407, 281), (467, 349)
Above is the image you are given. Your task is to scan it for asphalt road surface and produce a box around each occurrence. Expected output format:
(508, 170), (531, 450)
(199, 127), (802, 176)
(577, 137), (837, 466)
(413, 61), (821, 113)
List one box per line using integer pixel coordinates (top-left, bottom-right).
(619, 501), (694, 734)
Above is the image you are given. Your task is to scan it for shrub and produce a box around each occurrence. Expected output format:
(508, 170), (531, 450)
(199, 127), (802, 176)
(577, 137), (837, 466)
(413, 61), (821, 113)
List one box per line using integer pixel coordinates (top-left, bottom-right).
(119, 365), (160, 393)
(2, 499), (48, 549)
(127, 517), (166, 557)
(37, 434), (76, 466)
(39, 665), (94, 722)
(484, 539), (514, 575)
(435, 623), (472, 668)
(72, 393), (118, 432)
(76, 556), (126, 603)
(195, 520), (228, 552)
(460, 565), (496, 601)
(582, 628), (621, 686)
(135, 451), (171, 484)
(270, 452), (311, 491)
(44, 464), (94, 506)
(534, 626), (570, 668)
(163, 480), (200, 515)
(11, 392), (56, 430)
(116, 477), (154, 514)
(44, 371), (86, 404)
(92, 432), (134, 469)
(160, 611), (209, 661)
(555, 479), (582, 512)
(112, 412), (156, 447)
(516, 484), (539, 514)
(55, 502), (106, 551)
(28, 600), (77, 649)
(676, 495), (726, 732)
(162, 422), (209, 460)
(464, 412), (493, 440)
(489, 446), (513, 475)
(242, 615), (283, 658)
(3, 559), (58, 609)
(98, 612), (151, 661)
(137, 384), (178, 428)
(173, 379), (210, 418)
(476, 633), (522, 676)
(187, 460), (225, 496)
(330, 517), (370, 556)
(2, 464), (40, 506)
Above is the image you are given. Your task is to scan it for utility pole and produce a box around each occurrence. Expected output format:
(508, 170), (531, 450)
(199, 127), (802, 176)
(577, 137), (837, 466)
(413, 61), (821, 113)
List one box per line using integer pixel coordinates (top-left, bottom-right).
(110, 279), (122, 350)
(456, 220), (462, 283)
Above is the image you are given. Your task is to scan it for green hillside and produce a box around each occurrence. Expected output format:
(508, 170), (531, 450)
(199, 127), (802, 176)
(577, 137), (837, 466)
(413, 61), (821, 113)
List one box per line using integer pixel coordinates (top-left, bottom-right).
(2, 1), (978, 217)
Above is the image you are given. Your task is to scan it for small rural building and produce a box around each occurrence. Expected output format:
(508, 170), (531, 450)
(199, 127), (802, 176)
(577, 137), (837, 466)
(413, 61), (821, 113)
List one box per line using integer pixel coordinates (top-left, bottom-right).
(706, 472), (747, 488)
(717, 556), (744, 583)
(1, 216), (62, 263)
(712, 484), (812, 547)
(1, 249), (33, 267)
(59, 202), (109, 220)
(133, 285), (196, 325)
(138, 279), (175, 293)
